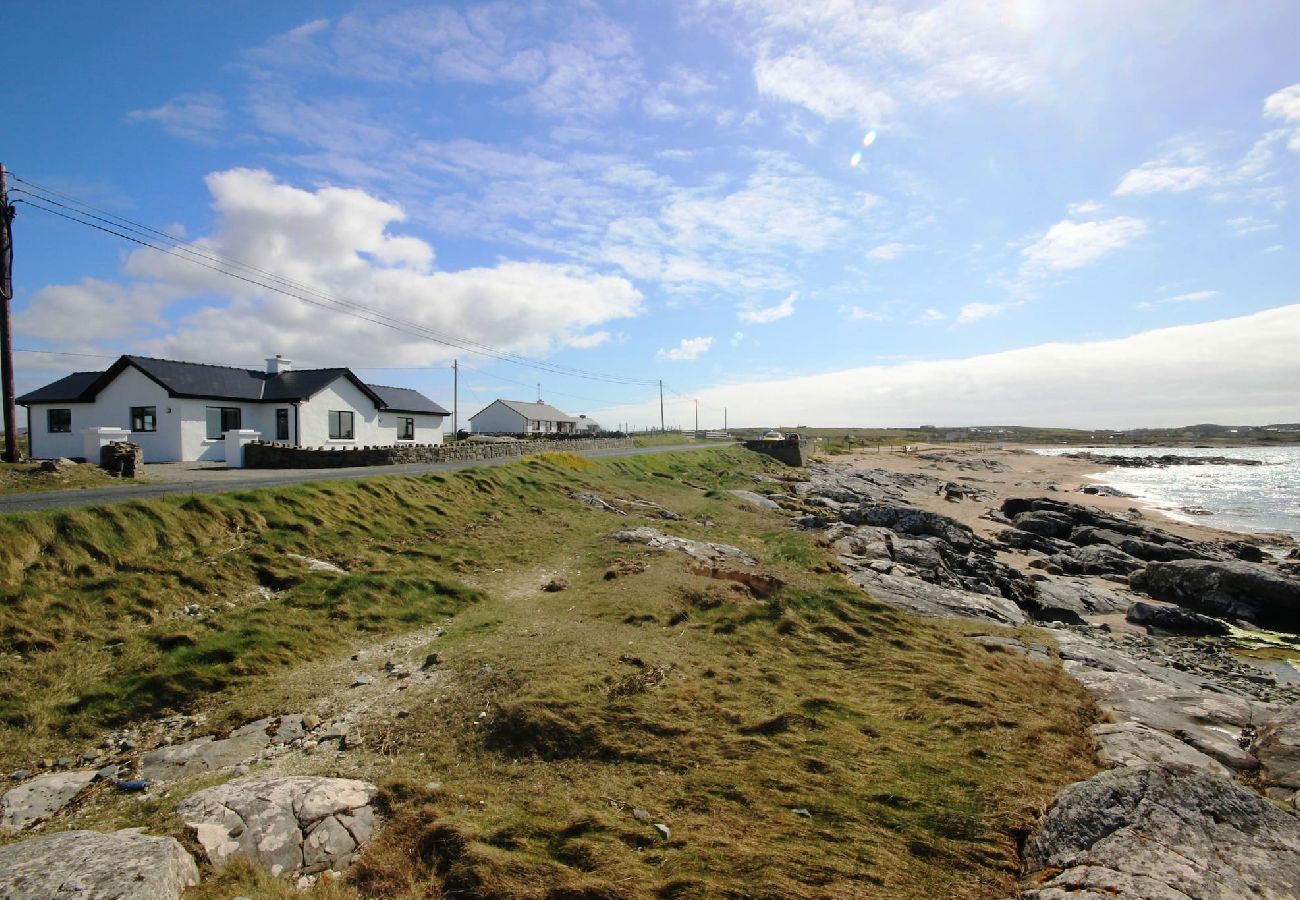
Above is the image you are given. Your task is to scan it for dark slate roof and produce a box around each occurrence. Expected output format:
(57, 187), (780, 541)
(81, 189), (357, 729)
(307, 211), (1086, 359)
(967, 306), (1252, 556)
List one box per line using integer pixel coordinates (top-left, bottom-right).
(368, 384), (450, 415)
(124, 356), (267, 400)
(261, 368), (353, 402)
(16, 371), (102, 404)
(18, 356), (444, 413)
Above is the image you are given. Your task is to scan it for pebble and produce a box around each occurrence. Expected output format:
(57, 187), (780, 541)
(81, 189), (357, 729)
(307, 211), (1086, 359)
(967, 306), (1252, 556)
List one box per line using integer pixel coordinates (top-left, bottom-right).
(396, 710), (410, 719)
(422, 652), (442, 670)
(352, 676), (372, 687)
(792, 807), (812, 818)
(632, 808), (653, 823)
(653, 823), (671, 840)
(477, 665), (493, 677)
(303, 713), (321, 730)
(94, 764), (121, 782)
(9, 770), (30, 782)
(425, 782), (444, 792)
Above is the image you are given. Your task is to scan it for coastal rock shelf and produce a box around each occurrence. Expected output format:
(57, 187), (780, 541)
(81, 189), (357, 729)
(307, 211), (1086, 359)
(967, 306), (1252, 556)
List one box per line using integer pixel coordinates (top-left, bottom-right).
(765, 452), (1300, 893)
(1063, 451), (1265, 467)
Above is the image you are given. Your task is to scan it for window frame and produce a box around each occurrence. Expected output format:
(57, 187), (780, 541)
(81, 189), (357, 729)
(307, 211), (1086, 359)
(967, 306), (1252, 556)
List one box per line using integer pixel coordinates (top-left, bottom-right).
(398, 416), (415, 441)
(47, 408), (72, 433)
(205, 406), (242, 440)
(329, 410), (355, 440)
(130, 406), (157, 433)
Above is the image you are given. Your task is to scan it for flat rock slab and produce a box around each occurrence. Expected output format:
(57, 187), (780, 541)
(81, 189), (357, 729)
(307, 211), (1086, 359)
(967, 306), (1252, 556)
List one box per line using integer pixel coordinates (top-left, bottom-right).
(612, 527), (757, 566)
(176, 775), (378, 878)
(1091, 722), (1230, 777)
(727, 490), (781, 510)
(140, 715), (302, 783)
(1053, 631), (1270, 772)
(1021, 767), (1300, 899)
(0, 828), (199, 899)
(0, 770), (96, 830)
(848, 568), (1027, 626)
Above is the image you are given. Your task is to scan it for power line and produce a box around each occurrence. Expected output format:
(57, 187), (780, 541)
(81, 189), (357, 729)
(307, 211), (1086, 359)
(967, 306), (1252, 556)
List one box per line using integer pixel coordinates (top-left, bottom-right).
(10, 173), (660, 387)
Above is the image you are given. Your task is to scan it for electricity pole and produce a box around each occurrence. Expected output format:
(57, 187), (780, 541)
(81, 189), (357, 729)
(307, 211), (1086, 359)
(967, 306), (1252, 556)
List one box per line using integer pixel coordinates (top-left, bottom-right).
(693, 399), (698, 437)
(658, 379), (664, 433)
(0, 164), (18, 463)
(452, 359), (458, 439)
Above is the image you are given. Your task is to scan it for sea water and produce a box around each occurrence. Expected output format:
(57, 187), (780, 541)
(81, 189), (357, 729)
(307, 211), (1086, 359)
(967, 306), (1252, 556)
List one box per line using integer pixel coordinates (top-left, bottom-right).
(1033, 446), (1300, 540)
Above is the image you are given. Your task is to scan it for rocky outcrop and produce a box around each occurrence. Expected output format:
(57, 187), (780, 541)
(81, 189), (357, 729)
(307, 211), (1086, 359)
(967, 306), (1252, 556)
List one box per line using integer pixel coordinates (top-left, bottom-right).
(1125, 600), (1231, 636)
(845, 504), (975, 552)
(1020, 767), (1300, 899)
(728, 489), (781, 510)
(1032, 577), (1129, 622)
(0, 769), (96, 830)
(1054, 632), (1269, 772)
(1063, 452), (1264, 468)
(0, 828), (199, 898)
(846, 568), (1027, 626)
(141, 715), (304, 783)
(1254, 702), (1300, 792)
(176, 775), (378, 879)
(1129, 559), (1300, 632)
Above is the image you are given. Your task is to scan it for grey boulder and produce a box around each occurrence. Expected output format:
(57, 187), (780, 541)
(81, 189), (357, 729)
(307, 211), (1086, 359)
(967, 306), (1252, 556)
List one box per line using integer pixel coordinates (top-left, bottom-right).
(847, 568), (1026, 626)
(1129, 559), (1300, 632)
(176, 775), (378, 878)
(1125, 600), (1231, 636)
(0, 769), (96, 830)
(0, 828), (199, 899)
(1032, 577), (1130, 620)
(728, 489), (781, 510)
(1021, 767), (1300, 899)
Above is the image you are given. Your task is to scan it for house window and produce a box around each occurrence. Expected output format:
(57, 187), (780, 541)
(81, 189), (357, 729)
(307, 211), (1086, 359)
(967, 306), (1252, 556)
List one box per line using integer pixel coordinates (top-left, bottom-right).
(329, 410), (354, 440)
(48, 408), (72, 433)
(205, 406), (242, 440)
(398, 416), (414, 440)
(275, 408), (289, 441)
(130, 406), (156, 433)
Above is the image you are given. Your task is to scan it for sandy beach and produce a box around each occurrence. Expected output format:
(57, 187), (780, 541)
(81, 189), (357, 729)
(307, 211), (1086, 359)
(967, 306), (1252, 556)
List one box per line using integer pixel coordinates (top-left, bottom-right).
(841, 444), (1291, 548)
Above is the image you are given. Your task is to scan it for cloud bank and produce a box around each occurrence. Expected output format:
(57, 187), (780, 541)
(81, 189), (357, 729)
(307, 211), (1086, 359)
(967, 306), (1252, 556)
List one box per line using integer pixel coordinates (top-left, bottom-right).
(597, 305), (1300, 430)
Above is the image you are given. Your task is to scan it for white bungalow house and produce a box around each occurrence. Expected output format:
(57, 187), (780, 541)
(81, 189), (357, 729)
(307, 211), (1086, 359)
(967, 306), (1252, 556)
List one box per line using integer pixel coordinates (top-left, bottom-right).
(18, 355), (449, 463)
(469, 399), (579, 435)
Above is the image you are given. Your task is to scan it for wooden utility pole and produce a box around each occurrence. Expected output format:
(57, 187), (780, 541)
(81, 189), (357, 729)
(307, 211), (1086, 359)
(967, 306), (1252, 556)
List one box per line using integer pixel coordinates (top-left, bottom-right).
(658, 379), (664, 433)
(452, 359), (458, 438)
(0, 164), (19, 463)
(693, 399), (698, 437)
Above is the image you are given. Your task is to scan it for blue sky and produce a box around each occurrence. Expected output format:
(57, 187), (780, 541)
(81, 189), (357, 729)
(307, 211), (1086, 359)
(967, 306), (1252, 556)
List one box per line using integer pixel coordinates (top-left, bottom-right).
(6, 0), (1299, 429)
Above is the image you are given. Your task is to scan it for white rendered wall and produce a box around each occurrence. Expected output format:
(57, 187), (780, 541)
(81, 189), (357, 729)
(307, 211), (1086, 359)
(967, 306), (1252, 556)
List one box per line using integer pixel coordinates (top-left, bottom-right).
(469, 402), (527, 434)
(24, 404), (90, 460)
(375, 411), (445, 445)
(178, 398), (266, 462)
(298, 378), (384, 448)
(91, 366), (180, 462)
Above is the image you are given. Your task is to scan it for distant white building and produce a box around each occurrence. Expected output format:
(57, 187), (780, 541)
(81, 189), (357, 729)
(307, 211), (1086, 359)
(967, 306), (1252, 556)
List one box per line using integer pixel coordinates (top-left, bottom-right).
(575, 415), (602, 434)
(469, 399), (579, 435)
(18, 355), (448, 463)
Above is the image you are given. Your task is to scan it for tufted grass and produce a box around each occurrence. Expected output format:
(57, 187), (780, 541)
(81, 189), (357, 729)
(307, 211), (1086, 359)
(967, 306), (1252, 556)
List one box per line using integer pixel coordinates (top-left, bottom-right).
(0, 446), (1099, 897)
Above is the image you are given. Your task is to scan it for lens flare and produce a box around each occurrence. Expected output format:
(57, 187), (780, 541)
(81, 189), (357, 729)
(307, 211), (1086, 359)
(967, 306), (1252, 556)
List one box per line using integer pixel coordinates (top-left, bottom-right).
(862, 130), (877, 147)
(849, 152), (863, 168)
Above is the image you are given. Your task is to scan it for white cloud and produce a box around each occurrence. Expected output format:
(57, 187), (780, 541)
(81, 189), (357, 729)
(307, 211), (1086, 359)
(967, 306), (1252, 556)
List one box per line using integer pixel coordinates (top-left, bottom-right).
(915, 308), (946, 324)
(1264, 83), (1300, 152)
(1067, 200), (1103, 216)
(592, 305), (1300, 429)
(20, 169), (643, 369)
(1021, 216), (1146, 275)
(955, 302), (1007, 325)
(657, 336), (713, 362)
(1227, 216), (1277, 236)
(567, 331), (611, 349)
(1263, 244), (1284, 254)
(730, 331), (745, 347)
(866, 242), (915, 262)
(17, 278), (178, 342)
(840, 304), (890, 322)
(1136, 290), (1218, 310)
(125, 92), (227, 143)
(754, 47), (897, 126)
(739, 292), (796, 324)
(1114, 162), (1214, 196)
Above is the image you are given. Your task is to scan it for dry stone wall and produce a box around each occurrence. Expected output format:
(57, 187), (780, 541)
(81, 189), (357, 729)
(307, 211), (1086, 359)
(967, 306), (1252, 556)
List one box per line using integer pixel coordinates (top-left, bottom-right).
(243, 437), (635, 469)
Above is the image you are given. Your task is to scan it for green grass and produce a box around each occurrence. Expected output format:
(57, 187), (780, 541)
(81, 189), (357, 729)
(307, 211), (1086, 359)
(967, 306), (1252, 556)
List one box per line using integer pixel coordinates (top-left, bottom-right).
(0, 446), (1099, 898)
(0, 458), (138, 494)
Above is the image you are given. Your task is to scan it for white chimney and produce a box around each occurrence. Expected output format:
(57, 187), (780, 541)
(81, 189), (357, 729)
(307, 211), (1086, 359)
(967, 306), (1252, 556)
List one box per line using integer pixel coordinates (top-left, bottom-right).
(265, 355), (292, 374)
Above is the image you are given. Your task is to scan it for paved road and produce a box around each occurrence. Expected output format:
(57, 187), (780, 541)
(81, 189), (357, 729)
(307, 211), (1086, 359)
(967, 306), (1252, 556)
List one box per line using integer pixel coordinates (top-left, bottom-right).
(0, 443), (731, 515)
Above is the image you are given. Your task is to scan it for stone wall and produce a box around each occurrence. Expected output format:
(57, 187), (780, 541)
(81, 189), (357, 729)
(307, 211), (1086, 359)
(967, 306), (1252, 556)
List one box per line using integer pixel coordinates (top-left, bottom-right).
(100, 441), (144, 477)
(242, 437), (635, 469)
(743, 438), (806, 467)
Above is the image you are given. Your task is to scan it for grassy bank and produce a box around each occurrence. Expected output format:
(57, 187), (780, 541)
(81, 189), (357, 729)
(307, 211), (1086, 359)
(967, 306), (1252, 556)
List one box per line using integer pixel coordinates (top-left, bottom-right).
(0, 447), (1097, 897)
